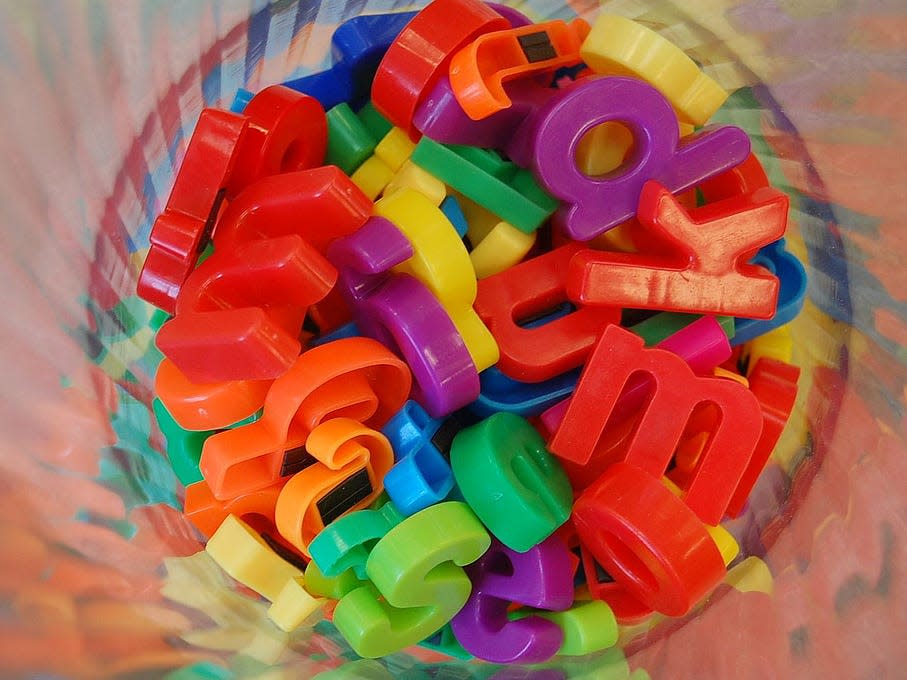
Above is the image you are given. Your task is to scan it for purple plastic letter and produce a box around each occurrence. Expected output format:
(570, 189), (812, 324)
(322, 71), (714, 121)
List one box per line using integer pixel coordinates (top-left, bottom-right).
(414, 76), (556, 150)
(525, 76), (751, 240)
(450, 536), (573, 664)
(328, 217), (480, 417)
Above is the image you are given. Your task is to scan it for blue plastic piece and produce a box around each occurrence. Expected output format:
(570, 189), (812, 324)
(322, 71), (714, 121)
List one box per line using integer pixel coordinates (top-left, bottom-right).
(470, 365), (581, 419)
(440, 196), (469, 239)
(381, 401), (455, 516)
(518, 300), (575, 329)
(549, 62), (589, 87)
(383, 448), (454, 516)
(283, 11), (417, 110)
(731, 238), (808, 345)
(282, 69), (353, 111)
(308, 320), (362, 347)
(229, 87), (254, 114)
(383, 400), (441, 462)
(331, 11), (417, 108)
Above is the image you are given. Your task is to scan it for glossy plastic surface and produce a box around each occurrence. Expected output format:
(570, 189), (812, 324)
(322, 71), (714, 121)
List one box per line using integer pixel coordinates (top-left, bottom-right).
(567, 181), (788, 318)
(580, 14), (728, 126)
(3, 1), (906, 678)
(573, 463), (727, 616)
(414, 75), (556, 149)
(328, 501), (491, 657)
(229, 85), (328, 190)
(328, 216), (480, 417)
(325, 103), (376, 175)
(183, 475), (286, 540)
(309, 500), (404, 581)
(539, 316), (733, 450)
(381, 401), (455, 515)
(137, 109), (248, 315)
(211, 166), (372, 254)
(283, 11), (417, 110)
(448, 19), (590, 120)
(374, 188), (499, 371)
(205, 515), (306, 606)
(371, 0), (509, 135)
(274, 418), (394, 556)
(451, 413), (573, 552)
(200, 337), (410, 500)
(154, 400), (260, 487)
(154, 358), (271, 431)
(450, 536), (574, 663)
(579, 544), (656, 623)
(549, 325), (762, 525)
(206, 514), (323, 634)
(411, 138), (558, 234)
(724, 358), (800, 517)
(155, 235), (336, 382)
(474, 243), (620, 383)
(525, 76), (751, 241)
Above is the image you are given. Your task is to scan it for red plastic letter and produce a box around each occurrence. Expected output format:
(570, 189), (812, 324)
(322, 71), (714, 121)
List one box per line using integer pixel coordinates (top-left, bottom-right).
(230, 85), (328, 192)
(573, 463), (726, 616)
(156, 235), (336, 382)
(371, 0), (508, 136)
(549, 324), (762, 524)
(137, 109), (248, 314)
(724, 358), (800, 517)
(213, 166), (372, 254)
(567, 181), (788, 319)
(474, 244), (620, 383)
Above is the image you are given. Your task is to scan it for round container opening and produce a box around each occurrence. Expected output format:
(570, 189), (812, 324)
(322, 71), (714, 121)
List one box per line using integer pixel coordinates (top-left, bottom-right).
(2, 1), (903, 678)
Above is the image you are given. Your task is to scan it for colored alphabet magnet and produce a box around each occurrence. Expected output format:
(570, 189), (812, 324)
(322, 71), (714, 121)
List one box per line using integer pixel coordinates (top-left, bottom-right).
(524, 76), (750, 241)
(139, 0), (807, 664)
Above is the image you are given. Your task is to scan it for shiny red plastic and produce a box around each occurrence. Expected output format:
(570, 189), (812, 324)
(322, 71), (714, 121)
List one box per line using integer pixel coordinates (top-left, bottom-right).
(137, 109), (248, 314)
(626, 152), (770, 263)
(229, 85), (328, 192)
(138, 87), (328, 316)
(371, 0), (508, 136)
(625, 152), (771, 259)
(214, 166), (368, 337)
(548, 324), (763, 525)
(724, 358), (800, 517)
(307, 286), (354, 335)
(155, 235), (336, 382)
(558, 405), (640, 494)
(212, 166), (372, 253)
(573, 462), (727, 617)
(698, 152), (770, 202)
(579, 544), (654, 623)
(473, 243), (620, 383)
(567, 181), (788, 319)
